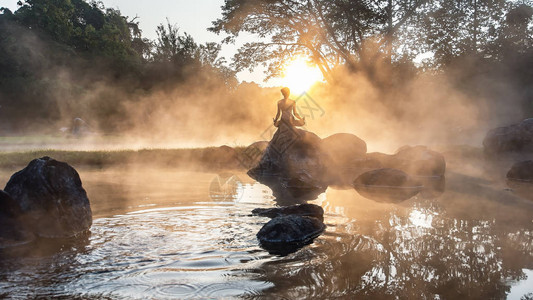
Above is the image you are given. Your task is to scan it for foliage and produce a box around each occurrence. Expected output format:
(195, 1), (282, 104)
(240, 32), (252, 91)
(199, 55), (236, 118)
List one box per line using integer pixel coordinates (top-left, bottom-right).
(0, 0), (236, 133)
(211, 0), (533, 82)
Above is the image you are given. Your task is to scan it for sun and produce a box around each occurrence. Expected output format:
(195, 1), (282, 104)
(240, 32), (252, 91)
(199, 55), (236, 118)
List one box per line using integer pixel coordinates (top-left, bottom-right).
(281, 57), (323, 94)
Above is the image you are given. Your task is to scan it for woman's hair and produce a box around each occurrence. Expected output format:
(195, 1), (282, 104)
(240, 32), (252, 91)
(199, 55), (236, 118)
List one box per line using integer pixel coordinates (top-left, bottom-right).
(281, 87), (290, 98)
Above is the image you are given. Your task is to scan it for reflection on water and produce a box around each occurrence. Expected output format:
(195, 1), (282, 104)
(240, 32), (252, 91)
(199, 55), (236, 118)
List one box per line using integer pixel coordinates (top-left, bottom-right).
(1, 166), (533, 298)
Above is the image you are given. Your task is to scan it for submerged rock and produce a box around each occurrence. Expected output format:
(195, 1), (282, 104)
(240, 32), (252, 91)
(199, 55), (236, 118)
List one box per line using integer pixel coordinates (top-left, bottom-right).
(257, 215), (325, 255)
(483, 119), (533, 154)
(353, 168), (422, 202)
(252, 203), (324, 220)
(507, 160), (533, 182)
(4, 157), (92, 238)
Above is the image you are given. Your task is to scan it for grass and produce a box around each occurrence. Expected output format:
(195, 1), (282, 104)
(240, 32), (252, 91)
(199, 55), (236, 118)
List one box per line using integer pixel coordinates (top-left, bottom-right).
(0, 147), (249, 169)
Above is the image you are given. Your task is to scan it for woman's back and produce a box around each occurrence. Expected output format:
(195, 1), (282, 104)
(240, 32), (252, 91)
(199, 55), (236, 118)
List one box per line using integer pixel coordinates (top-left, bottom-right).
(278, 99), (295, 121)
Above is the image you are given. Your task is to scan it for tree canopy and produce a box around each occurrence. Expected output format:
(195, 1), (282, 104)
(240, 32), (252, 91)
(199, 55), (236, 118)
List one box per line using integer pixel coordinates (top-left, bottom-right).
(211, 0), (533, 82)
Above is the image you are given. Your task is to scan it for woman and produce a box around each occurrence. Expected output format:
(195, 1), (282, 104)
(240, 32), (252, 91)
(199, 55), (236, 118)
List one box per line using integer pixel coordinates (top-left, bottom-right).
(273, 87), (305, 127)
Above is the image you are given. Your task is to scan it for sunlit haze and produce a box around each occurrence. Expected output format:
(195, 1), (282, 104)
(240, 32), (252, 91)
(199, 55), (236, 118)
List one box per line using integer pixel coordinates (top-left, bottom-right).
(276, 57), (324, 94)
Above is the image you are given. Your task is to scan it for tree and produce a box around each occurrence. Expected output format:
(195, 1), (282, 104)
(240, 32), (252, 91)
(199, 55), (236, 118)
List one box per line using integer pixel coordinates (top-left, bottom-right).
(210, 0), (430, 83)
(152, 20), (236, 87)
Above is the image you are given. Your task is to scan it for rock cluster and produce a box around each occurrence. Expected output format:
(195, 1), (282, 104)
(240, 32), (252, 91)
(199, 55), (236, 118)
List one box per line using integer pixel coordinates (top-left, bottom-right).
(249, 126), (446, 202)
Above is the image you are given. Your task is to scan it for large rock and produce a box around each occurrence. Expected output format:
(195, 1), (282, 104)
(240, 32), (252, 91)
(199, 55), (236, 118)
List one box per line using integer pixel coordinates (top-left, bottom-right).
(507, 160), (533, 182)
(4, 157), (92, 238)
(353, 168), (422, 202)
(368, 145), (446, 177)
(257, 215), (325, 255)
(0, 190), (34, 248)
(483, 119), (533, 154)
(320, 133), (367, 159)
(248, 126), (327, 199)
(320, 133), (369, 186)
(252, 203), (324, 220)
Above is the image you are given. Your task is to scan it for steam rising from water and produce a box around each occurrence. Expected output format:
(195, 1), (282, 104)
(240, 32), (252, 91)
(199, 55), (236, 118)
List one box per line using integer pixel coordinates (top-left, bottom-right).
(0, 20), (526, 152)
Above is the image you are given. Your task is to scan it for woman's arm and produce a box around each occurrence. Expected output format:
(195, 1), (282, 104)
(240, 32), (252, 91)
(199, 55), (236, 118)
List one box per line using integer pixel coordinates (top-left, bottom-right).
(273, 103), (281, 123)
(292, 103), (303, 120)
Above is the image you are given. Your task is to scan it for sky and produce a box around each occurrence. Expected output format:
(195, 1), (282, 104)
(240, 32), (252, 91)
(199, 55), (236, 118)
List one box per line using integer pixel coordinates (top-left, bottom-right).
(1, 0), (272, 85)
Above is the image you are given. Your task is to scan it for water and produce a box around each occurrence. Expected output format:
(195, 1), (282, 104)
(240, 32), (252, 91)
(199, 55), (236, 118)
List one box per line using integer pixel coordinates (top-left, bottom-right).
(1, 163), (533, 299)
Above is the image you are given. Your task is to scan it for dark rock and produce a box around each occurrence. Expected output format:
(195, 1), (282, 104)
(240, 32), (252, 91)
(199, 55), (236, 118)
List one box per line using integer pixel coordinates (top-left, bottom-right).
(257, 215), (325, 255)
(368, 146), (446, 177)
(353, 168), (422, 202)
(4, 157), (92, 238)
(248, 126), (327, 199)
(483, 119), (533, 154)
(0, 190), (35, 248)
(252, 203), (324, 220)
(507, 160), (533, 182)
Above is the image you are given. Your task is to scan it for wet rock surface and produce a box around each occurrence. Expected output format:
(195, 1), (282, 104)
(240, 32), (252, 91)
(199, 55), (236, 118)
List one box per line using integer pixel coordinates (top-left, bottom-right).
(4, 156), (92, 239)
(483, 118), (533, 154)
(248, 126), (327, 199)
(507, 160), (533, 182)
(353, 168), (422, 202)
(256, 215), (325, 255)
(252, 203), (324, 220)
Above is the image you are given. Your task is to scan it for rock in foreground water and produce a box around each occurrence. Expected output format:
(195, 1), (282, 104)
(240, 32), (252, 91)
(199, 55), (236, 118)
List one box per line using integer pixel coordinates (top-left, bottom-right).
(353, 168), (422, 202)
(257, 215), (325, 255)
(4, 157), (92, 238)
(507, 160), (533, 182)
(0, 190), (35, 248)
(252, 203), (324, 220)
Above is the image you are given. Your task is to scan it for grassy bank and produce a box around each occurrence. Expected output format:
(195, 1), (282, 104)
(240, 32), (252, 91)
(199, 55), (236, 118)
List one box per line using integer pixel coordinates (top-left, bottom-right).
(0, 147), (249, 170)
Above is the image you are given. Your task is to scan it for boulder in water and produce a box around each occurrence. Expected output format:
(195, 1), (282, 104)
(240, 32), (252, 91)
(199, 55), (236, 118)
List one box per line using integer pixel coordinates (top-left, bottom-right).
(320, 133), (367, 160)
(320, 133), (370, 186)
(392, 145), (446, 177)
(367, 146), (446, 177)
(257, 215), (325, 255)
(4, 157), (92, 238)
(483, 119), (533, 154)
(248, 126), (327, 198)
(507, 160), (533, 182)
(0, 190), (35, 248)
(252, 203), (324, 220)
(353, 168), (422, 202)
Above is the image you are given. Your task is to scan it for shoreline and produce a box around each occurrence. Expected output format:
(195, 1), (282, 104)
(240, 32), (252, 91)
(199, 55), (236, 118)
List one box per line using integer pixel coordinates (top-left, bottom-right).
(0, 147), (250, 170)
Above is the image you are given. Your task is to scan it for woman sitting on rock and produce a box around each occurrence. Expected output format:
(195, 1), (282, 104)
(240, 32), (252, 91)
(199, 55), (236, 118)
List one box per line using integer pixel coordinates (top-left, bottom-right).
(273, 87), (305, 128)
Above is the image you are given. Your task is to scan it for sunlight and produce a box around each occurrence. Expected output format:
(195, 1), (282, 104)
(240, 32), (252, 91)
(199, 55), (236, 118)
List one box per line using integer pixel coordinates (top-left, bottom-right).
(281, 57), (323, 94)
